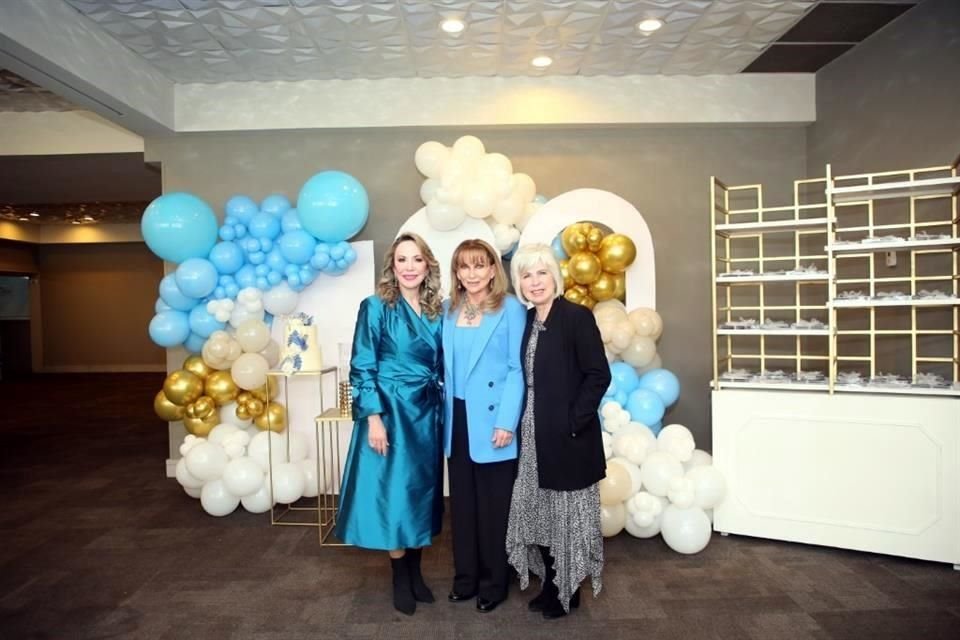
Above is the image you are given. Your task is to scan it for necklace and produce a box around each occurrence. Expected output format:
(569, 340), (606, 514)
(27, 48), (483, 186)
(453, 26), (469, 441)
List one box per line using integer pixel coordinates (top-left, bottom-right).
(463, 301), (480, 323)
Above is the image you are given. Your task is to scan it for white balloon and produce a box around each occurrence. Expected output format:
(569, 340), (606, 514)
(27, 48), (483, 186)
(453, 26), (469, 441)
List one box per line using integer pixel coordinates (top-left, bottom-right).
(686, 465), (727, 510)
(220, 402), (253, 428)
(661, 505), (712, 554)
(185, 442), (229, 482)
(207, 423), (240, 446)
(300, 458), (321, 498)
(247, 431), (288, 472)
(684, 449), (713, 472)
(516, 200), (542, 231)
(451, 135), (486, 162)
(463, 183), (497, 219)
(200, 479), (240, 517)
(610, 456), (642, 495)
(477, 153), (513, 184)
(600, 502), (626, 537)
(425, 198), (467, 231)
(667, 476), (696, 509)
(639, 451), (684, 497)
(271, 462), (306, 504)
(231, 352), (269, 390)
(420, 177), (441, 205)
(241, 483), (274, 513)
(624, 511), (662, 538)
(175, 457), (204, 490)
(286, 430), (310, 463)
(511, 172), (537, 204)
(262, 282), (299, 316)
(229, 305), (263, 329)
(491, 192), (525, 226)
(414, 141), (450, 179)
(183, 485), (202, 499)
(657, 424), (696, 462)
(222, 456), (265, 497)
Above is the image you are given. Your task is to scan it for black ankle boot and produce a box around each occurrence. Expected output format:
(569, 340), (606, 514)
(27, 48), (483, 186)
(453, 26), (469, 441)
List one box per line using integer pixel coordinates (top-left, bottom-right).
(543, 587), (580, 619)
(528, 546), (556, 612)
(390, 556), (416, 615)
(406, 548), (435, 603)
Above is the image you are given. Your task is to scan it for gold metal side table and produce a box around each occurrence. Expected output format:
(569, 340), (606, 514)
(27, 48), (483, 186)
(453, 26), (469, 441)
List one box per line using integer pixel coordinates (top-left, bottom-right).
(315, 407), (353, 546)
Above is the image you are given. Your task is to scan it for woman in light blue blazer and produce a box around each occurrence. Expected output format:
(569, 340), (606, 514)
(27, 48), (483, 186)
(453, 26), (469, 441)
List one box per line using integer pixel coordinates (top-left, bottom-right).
(442, 238), (526, 613)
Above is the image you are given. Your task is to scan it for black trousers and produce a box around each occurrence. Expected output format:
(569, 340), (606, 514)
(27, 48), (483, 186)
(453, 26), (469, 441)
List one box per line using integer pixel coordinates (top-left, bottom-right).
(449, 398), (517, 602)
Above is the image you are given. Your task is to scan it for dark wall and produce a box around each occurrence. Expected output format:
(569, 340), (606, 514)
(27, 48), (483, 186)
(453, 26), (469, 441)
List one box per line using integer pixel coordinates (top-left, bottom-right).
(0, 153), (161, 204)
(147, 126), (808, 445)
(808, 0), (960, 174)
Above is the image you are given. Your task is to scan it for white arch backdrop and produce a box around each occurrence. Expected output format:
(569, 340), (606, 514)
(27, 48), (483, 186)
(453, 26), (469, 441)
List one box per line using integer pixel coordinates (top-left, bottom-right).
(517, 188), (656, 309)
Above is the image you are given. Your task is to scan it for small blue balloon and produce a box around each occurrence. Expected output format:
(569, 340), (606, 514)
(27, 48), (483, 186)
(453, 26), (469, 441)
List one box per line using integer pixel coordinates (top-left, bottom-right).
(184, 332), (206, 354)
(287, 273), (301, 287)
(260, 194), (292, 216)
(225, 195), (258, 223)
(253, 264), (269, 277)
(235, 264), (257, 289)
(343, 246), (357, 263)
(264, 312), (274, 326)
(335, 258), (348, 270)
(285, 264), (299, 277)
(613, 390), (628, 407)
(297, 170), (369, 243)
(266, 249), (288, 273)
(155, 298), (171, 313)
(189, 305), (225, 338)
(638, 369), (681, 407)
(213, 286), (226, 299)
(248, 251), (265, 265)
(609, 362), (640, 396)
(141, 192), (219, 263)
(330, 244), (345, 260)
(149, 310), (190, 347)
(551, 235), (568, 261)
(625, 388), (665, 426)
(280, 208), (302, 233)
(311, 252), (330, 270)
(219, 226), (235, 241)
(503, 240), (519, 260)
(315, 242), (331, 255)
(248, 211), (281, 240)
(224, 215), (237, 227)
(208, 241), (245, 275)
(243, 238), (259, 253)
(267, 270), (282, 286)
(175, 258), (218, 299)
(278, 230), (317, 265)
(259, 238), (273, 252)
(256, 276), (269, 290)
(534, 194), (548, 205)
(159, 274), (198, 311)
(224, 283), (240, 299)
(647, 421), (663, 436)
(234, 224), (247, 239)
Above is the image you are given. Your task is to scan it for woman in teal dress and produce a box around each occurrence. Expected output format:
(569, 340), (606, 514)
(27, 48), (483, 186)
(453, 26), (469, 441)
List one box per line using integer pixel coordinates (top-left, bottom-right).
(335, 232), (444, 616)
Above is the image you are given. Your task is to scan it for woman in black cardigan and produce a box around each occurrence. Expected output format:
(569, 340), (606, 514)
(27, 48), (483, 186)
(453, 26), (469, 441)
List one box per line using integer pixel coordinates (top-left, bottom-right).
(505, 242), (611, 619)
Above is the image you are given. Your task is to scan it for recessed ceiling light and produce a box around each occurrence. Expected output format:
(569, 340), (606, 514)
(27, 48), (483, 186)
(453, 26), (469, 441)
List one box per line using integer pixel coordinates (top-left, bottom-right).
(18, 217), (29, 221)
(72, 220), (81, 225)
(531, 55), (553, 68)
(29, 212), (39, 217)
(440, 18), (465, 34)
(82, 215), (95, 222)
(637, 18), (663, 33)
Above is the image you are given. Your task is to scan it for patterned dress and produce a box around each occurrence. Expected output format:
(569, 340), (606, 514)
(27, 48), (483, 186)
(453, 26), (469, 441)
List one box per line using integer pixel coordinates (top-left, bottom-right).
(505, 319), (604, 612)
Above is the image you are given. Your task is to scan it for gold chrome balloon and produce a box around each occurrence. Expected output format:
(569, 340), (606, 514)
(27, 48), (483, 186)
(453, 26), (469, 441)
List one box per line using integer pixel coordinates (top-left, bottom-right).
(254, 402), (287, 432)
(589, 272), (618, 302)
(235, 404), (251, 420)
(182, 355), (212, 379)
(558, 259), (574, 290)
(597, 233), (637, 273)
(564, 284), (587, 305)
(586, 226), (604, 252)
(183, 411), (219, 437)
(190, 395), (216, 418)
(154, 391), (185, 422)
(205, 370), (239, 406)
(611, 272), (626, 301)
(250, 376), (279, 402)
(568, 251), (602, 285)
(237, 391), (253, 405)
(162, 370), (204, 406)
(246, 398), (265, 417)
(581, 295), (596, 310)
(560, 223), (588, 256)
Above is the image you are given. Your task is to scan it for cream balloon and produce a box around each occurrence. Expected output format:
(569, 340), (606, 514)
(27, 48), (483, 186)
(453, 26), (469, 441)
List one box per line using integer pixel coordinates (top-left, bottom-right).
(491, 191), (525, 226)
(451, 135), (486, 162)
(621, 335), (657, 369)
(629, 308), (664, 340)
(511, 173), (536, 204)
(600, 503), (626, 537)
(598, 459), (633, 505)
(425, 199), (467, 231)
(235, 319), (271, 354)
(230, 352), (269, 391)
(414, 141), (449, 178)
(259, 339), (280, 368)
(463, 183), (497, 219)
(420, 177), (441, 205)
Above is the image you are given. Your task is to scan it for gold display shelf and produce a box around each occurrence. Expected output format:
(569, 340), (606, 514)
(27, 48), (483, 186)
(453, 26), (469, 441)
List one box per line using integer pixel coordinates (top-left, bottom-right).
(827, 176), (960, 203)
(826, 238), (960, 253)
(830, 298), (960, 308)
(715, 217), (830, 237)
(716, 273), (830, 283)
(716, 328), (830, 336)
(315, 408), (353, 546)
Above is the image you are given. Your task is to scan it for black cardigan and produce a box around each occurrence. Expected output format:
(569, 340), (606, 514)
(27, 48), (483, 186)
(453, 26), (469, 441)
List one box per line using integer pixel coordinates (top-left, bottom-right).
(521, 297), (611, 491)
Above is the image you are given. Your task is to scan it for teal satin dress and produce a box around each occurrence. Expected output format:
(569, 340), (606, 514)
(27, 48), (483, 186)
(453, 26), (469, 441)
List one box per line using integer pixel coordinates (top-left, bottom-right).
(335, 295), (444, 550)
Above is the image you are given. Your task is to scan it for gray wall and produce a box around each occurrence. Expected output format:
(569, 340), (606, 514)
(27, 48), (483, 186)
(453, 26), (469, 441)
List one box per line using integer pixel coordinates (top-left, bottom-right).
(808, 0), (960, 174)
(147, 126), (808, 446)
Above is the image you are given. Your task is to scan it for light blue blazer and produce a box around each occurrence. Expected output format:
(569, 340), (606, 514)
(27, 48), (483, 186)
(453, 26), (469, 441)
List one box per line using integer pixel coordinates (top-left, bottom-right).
(442, 294), (526, 463)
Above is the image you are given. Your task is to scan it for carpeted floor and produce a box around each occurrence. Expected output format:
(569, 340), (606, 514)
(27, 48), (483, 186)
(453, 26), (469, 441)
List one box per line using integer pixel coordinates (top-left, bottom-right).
(0, 373), (958, 639)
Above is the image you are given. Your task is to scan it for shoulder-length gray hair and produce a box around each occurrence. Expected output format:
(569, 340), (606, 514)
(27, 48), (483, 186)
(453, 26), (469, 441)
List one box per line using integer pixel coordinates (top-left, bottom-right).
(510, 243), (564, 305)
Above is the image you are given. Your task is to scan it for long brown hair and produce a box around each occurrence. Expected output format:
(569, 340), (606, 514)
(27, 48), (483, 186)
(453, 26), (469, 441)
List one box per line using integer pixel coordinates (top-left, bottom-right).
(376, 232), (443, 320)
(447, 238), (507, 315)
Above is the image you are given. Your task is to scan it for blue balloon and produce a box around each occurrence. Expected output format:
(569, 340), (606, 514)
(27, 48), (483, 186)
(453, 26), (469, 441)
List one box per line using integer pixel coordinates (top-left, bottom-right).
(208, 241), (245, 275)
(235, 264), (257, 289)
(159, 274), (198, 311)
(225, 195), (258, 223)
(175, 258), (218, 299)
(503, 240), (519, 260)
(188, 305), (225, 338)
(243, 238), (260, 253)
(213, 286), (226, 299)
(330, 243), (345, 260)
(248, 211), (281, 240)
(248, 251), (265, 265)
(343, 246), (357, 263)
(219, 226), (236, 241)
(280, 208), (302, 233)
(256, 276), (269, 290)
(311, 252), (331, 270)
(149, 310), (190, 347)
(261, 194), (292, 216)
(609, 362), (640, 396)
(647, 421), (663, 436)
(259, 238), (273, 252)
(267, 270), (283, 286)
(224, 282), (240, 299)
(551, 235), (568, 261)
(315, 242), (331, 254)
(287, 273), (301, 287)
(613, 390), (628, 407)
(266, 248), (288, 272)
(155, 298), (171, 313)
(254, 264), (269, 277)
(264, 312), (274, 326)
(534, 194), (548, 205)
(297, 170), (369, 242)
(278, 230), (317, 265)
(234, 223), (247, 239)
(625, 388), (665, 426)
(184, 332), (206, 354)
(639, 369), (681, 407)
(141, 192), (219, 263)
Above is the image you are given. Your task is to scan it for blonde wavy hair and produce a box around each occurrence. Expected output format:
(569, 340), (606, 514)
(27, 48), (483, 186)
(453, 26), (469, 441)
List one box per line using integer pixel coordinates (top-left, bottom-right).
(447, 238), (507, 315)
(376, 232), (443, 320)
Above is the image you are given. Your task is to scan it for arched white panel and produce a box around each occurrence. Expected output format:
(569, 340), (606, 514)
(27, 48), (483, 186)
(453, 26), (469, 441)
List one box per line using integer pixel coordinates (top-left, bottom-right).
(517, 188), (656, 309)
(397, 207), (498, 297)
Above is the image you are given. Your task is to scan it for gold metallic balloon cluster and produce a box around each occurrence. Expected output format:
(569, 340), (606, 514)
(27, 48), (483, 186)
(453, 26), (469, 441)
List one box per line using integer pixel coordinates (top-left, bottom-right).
(559, 222), (637, 310)
(154, 355), (286, 437)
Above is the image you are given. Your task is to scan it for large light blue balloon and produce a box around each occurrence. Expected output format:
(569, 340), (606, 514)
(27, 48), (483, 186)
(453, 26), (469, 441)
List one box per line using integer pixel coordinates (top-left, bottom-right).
(208, 241), (245, 275)
(235, 264), (257, 289)
(141, 193), (219, 264)
(188, 305), (225, 338)
(639, 369), (681, 407)
(225, 195), (258, 223)
(175, 258), (218, 299)
(609, 362), (640, 396)
(278, 230), (317, 265)
(149, 310), (190, 347)
(297, 171), (369, 242)
(159, 274), (198, 311)
(625, 388), (665, 426)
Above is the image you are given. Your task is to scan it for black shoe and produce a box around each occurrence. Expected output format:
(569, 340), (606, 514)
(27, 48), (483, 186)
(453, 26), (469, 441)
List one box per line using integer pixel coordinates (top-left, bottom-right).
(448, 590), (477, 602)
(527, 588), (550, 612)
(542, 588), (580, 619)
(406, 548), (434, 603)
(390, 557), (416, 616)
(476, 597), (503, 613)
